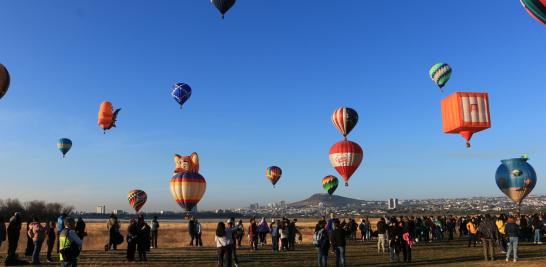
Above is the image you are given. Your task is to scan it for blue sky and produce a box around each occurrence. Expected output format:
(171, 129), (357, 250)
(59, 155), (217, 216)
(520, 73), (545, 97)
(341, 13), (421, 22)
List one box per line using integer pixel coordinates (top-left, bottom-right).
(1, 1), (545, 212)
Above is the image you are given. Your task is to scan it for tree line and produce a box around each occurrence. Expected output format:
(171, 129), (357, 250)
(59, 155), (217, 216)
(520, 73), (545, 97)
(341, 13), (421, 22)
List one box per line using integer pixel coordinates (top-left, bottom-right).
(0, 198), (74, 222)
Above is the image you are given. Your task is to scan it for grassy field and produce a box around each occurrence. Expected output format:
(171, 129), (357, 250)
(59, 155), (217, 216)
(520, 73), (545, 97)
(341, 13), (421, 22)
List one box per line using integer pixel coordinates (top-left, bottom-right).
(2, 221), (546, 266)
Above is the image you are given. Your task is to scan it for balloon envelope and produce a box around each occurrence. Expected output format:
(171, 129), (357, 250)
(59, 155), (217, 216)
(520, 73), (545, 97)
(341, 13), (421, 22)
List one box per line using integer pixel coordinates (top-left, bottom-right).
(495, 157), (537, 205)
(266, 166), (282, 186)
(170, 172), (206, 212)
(211, 0), (236, 19)
(57, 138), (72, 158)
(172, 83), (192, 108)
(127, 189), (147, 212)
(0, 64), (10, 100)
(98, 101), (121, 131)
(521, 0), (546, 26)
(322, 175), (339, 195)
(429, 63), (452, 90)
(329, 140), (363, 186)
(332, 107), (358, 138)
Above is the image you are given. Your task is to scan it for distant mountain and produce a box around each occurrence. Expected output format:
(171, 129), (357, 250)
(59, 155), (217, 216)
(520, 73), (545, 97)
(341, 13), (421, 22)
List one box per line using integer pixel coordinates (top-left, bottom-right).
(288, 193), (365, 208)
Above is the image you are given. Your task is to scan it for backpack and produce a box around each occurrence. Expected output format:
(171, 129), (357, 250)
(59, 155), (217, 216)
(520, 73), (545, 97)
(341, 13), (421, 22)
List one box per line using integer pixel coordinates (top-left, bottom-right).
(312, 229), (324, 247)
(60, 229), (80, 262)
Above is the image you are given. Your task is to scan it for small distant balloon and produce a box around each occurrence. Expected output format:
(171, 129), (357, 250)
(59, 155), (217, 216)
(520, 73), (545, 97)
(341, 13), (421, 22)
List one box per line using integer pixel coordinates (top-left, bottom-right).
(127, 189), (147, 213)
(266, 166), (282, 187)
(57, 138), (72, 158)
(211, 0), (236, 19)
(172, 83), (192, 109)
(0, 64), (10, 101)
(322, 175), (339, 196)
(332, 107), (359, 138)
(429, 63), (452, 91)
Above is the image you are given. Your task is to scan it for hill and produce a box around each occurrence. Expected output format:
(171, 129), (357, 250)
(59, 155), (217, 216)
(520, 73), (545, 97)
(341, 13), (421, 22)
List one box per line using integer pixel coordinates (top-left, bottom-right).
(288, 193), (365, 208)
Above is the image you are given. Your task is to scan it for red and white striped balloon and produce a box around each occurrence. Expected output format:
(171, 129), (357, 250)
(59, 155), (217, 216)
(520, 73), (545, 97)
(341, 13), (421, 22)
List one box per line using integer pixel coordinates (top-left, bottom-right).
(331, 107), (359, 138)
(329, 140), (363, 186)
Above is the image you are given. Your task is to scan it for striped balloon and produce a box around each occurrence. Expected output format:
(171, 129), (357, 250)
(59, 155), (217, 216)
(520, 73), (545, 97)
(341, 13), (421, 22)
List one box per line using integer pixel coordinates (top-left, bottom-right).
(329, 140), (363, 186)
(172, 83), (192, 109)
(127, 189), (147, 213)
(0, 64), (10, 101)
(429, 63), (452, 90)
(170, 172), (206, 212)
(211, 0), (236, 19)
(57, 138), (72, 158)
(332, 107), (358, 138)
(266, 166), (282, 187)
(521, 0), (546, 26)
(322, 175), (339, 196)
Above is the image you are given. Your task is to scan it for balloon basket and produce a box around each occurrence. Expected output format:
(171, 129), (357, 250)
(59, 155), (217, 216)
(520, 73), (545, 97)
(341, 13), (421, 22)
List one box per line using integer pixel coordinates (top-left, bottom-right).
(466, 142), (471, 148)
(345, 182), (348, 187)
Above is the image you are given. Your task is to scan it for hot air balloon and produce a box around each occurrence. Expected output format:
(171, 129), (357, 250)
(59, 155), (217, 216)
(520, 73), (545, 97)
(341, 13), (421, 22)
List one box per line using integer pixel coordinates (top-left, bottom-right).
(441, 92), (491, 148)
(127, 189), (148, 213)
(332, 107), (359, 139)
(98, 101), (121, 133)
(170, 172), (206, 212)
(322, 175), (339, 196)
(211, 0), (236, 19)
(521, 0), (546, 26)
(329, 140), (363, 186)
(266, 166), (282, 187)
(429, 63), (452, 91)
(495, 155), (537, 215)
(0, 63), (10, 101)
(57, 138), (72, 158)
(172, 83), (192, 109)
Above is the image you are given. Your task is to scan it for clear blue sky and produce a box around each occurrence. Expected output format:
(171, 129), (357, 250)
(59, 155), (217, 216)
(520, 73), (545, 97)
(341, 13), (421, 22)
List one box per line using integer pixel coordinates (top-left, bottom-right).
(1, 1), (545, 212)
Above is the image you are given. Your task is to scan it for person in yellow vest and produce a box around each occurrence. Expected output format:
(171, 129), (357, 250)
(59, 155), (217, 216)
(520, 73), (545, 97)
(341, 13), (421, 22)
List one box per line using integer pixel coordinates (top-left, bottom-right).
(59, 217), (82, 267)
(466, 218), (478, 247)
(496, 214), (507, 253)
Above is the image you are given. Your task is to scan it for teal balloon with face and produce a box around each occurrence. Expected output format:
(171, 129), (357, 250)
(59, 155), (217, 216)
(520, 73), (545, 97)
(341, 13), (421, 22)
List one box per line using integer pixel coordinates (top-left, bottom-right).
(495, 157), (537, 204)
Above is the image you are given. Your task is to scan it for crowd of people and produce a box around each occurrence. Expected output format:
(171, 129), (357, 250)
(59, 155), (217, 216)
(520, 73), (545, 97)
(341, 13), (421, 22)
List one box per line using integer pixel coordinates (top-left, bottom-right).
(1, 212), (545, 266)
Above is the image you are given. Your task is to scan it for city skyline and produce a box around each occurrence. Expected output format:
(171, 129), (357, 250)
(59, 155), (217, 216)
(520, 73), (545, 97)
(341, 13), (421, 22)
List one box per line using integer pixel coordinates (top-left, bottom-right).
(0, 1), (545, 212)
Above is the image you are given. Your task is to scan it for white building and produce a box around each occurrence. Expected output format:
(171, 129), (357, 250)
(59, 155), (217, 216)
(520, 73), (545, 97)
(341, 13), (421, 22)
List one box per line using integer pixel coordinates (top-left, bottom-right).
(96, 205), (106, 214)
(388, 198), (399, 210)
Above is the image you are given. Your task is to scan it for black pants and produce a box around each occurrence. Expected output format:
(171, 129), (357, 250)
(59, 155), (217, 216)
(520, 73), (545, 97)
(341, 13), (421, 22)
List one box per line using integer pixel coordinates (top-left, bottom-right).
(281, 238), (288, 251)
(137, 241), (147, 260)
(196, 233), (203, 246)
(231, 244), (239, 265)
(402, 243), (412, 263)
(448, 230), (454, 240)
(108, 230), (117, 250)
(7, 233), (19, 258)
(237, 235), (243, 247)
(46, 238), (55, 260)
(259, 233), (267, 244)
(127, 240), (137, 261)
(189, 233), (195, 246)
(151, 231), (158, 248)
(468, 234), (477, 247)
(218, 245), (233, 267)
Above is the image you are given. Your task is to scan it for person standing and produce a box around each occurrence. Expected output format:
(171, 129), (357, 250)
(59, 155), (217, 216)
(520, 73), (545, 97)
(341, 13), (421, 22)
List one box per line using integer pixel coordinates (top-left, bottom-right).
(358, 219), (366, 241)
(257, 218), (269, 246)
(28, 217), (45, 265)
(248, 218), (258, 250)
(227, 218), (240, 267)
(136, 215), (149, 261)
(496, 214), (507, 253)
(215, 222), (233, 267)
(56, 213), (67, 254)
(59, 217), (82, 267)
(314, 221), (329, 267)
(388, 220), (402, 263)
(532, 214), (543, 244)
(288, 219), (300, 250)
(195, 219), (203, 247)
(401, 221), (413, 263)
(150, 216), (159, 249)
(188, 217), (196, 246)
(75, 218), (86, 250)
(45, 221), (56, 263)
(6, 212), (22, 264)
(0, 217), (5, 254)
(478, 214), (498, 261)
(126, 219), (138, 262)
(466, 218), (478, 247)
(236, 220), (244, 248)
(332, 220), (346, 267)
(505, 216), (520, 262)
(24, 219), (34, 257)
(376, 217), (387, 253)
(270, 220), (279, 252)
(106, 213), (120, 251)
(280, 221), (289, 251)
